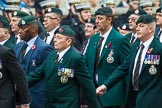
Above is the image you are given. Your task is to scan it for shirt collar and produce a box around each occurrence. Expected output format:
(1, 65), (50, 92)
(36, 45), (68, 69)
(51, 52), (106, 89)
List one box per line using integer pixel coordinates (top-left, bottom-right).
(100, 27), (112, 39)
(0, 39), (8, 45)
(141, 36), (154, 49)
(58, 46), (71, 61)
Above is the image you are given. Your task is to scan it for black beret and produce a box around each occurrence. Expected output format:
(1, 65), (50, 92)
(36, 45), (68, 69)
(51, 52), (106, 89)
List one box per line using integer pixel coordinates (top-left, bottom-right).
(156, 7), (162, 13)
(55, 25), (76, 37)
(85, 18), (96, 25)
(136, 14), (155, 25)
(95, 7), (112, 16)
(130, 8), (147, 16)
(118, 23), (130, 31)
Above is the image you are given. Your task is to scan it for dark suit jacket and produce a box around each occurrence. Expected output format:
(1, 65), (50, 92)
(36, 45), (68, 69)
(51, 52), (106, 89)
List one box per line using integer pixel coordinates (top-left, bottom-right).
(28, 46), (101, 108)
(0, 45), (30, 108)
(14, 36), (53, 108)
(125, 32), (140, 45)
(85, 28), (130, 106)
(104, 37), (162, 108)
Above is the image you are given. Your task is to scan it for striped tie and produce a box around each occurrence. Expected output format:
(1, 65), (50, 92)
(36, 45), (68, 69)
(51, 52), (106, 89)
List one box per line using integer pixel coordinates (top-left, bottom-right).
(21, 43), (28, 59)
(133, 44), (144, 91)
(130, 35), (135, 45)
(158, 30), (162, 39)
(94, 36), (104, 70)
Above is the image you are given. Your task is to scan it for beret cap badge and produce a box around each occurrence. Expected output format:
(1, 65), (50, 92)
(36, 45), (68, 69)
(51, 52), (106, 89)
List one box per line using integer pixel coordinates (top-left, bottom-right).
(21, 20), (26, 25)
(59, 28), (64, 32)
(122, 24), (126, 29)
(13, 11), (17, 16)
(135, 9), (139, 14)
(48, 8), (52, 12)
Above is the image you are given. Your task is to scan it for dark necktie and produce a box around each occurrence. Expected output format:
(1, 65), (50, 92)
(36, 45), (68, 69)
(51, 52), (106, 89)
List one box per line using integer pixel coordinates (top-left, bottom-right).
(21, 43), (28, 59)
(44, 33), (50, 42)
(133, 44), (145, 91)
(81, 40), (88, 54)
(158, 30), (162, 39)
(55, 53), (59, 62)
(130, 35), (135, 45)
(94, 36), (104, 73)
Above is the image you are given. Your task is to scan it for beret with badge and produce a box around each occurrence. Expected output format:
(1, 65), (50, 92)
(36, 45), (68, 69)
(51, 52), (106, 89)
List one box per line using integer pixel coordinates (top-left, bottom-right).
(95, 7), (113, 16)
(0, 19), (10, 29)
(45, 7), (63, 15)
(12, 10), (29, 18)
(18, 16), (37, 27)
(118, 23), (131, 31)
(136, 14), (155, 25)
(54, 25), (76, 37)
(130, 8), (147, 16)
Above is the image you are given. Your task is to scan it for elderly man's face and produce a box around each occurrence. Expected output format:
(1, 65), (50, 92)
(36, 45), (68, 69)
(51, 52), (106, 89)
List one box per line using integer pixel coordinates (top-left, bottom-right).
(54, 34), (72, 52)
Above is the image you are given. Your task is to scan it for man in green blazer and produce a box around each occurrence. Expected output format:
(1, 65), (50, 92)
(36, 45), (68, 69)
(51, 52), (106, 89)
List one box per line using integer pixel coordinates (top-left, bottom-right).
(96, 14), (162, 108)
(85, 7), (130, 108)
(0, 19), (15, 49)
(28, 25), (101, 108)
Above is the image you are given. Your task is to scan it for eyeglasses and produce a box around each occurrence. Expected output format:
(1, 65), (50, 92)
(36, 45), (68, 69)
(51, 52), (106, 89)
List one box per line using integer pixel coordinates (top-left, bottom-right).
(44, 16), (58, 20)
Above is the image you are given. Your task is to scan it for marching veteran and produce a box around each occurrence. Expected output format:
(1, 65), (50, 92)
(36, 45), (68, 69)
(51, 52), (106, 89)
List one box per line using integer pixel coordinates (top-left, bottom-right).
(27, 25), (101, 108)
(0, 45), (30, 107)
(96, 14), (162, 108)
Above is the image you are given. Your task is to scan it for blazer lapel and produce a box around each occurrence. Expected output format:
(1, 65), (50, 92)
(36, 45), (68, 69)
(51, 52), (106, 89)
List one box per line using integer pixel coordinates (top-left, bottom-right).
(99, 29), (114, 63)
(140, 37), (157, 73)
(129, 42), (140, 72)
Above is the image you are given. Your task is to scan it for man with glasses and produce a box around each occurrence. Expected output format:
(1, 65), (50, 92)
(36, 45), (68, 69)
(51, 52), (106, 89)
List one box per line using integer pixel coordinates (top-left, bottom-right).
(125, 8), (147, 45)
(43, 7), (63, 47)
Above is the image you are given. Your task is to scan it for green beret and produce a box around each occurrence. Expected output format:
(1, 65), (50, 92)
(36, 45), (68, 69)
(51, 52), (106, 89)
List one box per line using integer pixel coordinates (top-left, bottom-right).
(95, 7), (112, 16)
(131, 8), (147, 16)
(136, 14), (155, 25)
(45, 7), (63, 15)
(12, 11), (29, 18)
(0, 19), (10, 28)
(156, 7), (162, 13)
(18, 16), (37, 27)
(55, 25), (76, 37)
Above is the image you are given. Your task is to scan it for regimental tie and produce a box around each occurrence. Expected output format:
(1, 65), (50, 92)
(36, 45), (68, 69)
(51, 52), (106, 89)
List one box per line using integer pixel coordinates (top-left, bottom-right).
(21, 43), (28, 60)
(133, 44), (145, 91)
(130, 35), (135, 45)
(94, 36), (104, 70)
(44, 33), (50, 42)
(157, 30), (162, 39)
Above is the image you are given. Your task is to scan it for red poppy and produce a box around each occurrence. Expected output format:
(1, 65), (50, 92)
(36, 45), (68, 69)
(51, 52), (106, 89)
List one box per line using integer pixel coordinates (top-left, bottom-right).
(32, 45), (36, 50)
(107, 43), (112, 48)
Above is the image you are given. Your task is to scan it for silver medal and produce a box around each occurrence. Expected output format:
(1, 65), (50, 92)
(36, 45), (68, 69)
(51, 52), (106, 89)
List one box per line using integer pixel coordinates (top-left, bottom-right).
(149, 65), (157, 75)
